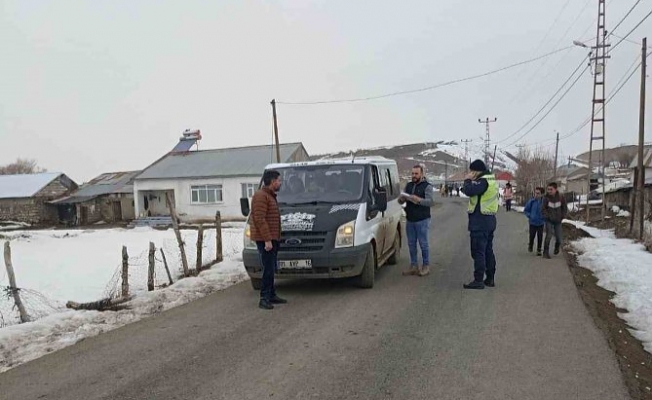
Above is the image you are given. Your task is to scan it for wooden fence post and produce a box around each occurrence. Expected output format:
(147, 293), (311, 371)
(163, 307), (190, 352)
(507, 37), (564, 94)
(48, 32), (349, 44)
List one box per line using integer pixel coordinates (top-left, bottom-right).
(160, 248), (174, 286)
(3, 242), (30, 323)
(165, 191), (190, 277)
(215, 211), (223, 263)
(196, 224), (204, 272)
(121, 245), (129, 298)
(148, 242), (155, 291)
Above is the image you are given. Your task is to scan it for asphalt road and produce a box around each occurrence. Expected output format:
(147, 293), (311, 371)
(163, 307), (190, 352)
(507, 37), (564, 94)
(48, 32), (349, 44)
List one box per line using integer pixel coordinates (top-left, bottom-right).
(0, 197), (629, 400)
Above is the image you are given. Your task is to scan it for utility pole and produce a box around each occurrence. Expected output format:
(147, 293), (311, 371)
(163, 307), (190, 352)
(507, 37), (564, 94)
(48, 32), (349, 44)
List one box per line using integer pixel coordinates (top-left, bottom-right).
(491, 145), (498, 171)
(461, 139), (472, 170)
(585, 0), (610, 222)
(444, 160), (449, 185)
(271, 99), (281, 163)
(554, 131), (560, 180)
(478, 117), (497, 166)
(636, 37), (647, 239)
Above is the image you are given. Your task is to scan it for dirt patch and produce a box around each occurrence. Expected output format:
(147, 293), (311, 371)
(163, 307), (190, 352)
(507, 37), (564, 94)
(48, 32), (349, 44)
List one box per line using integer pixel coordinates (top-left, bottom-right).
(564, 224), (652, 399)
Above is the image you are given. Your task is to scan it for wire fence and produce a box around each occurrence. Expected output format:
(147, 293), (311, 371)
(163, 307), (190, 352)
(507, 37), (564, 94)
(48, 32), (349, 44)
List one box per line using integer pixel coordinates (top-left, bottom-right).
(0, 224), (239, 329)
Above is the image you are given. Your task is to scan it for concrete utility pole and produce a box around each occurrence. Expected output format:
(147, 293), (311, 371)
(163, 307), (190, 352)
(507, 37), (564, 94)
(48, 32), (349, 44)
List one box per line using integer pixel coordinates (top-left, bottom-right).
(478, 117), (497, 166)
(585, 0), (610, 222)
(636, 37), (647, 239)
(461, 139), (472, 170)
(554, 131), (560, 180)
(271, 99), (281, 163)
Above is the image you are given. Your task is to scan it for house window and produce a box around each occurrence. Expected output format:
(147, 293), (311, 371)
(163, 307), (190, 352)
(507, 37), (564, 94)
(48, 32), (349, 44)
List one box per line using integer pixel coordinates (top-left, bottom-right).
(191, 185), (223, 204)
(241, 183), (258, 198)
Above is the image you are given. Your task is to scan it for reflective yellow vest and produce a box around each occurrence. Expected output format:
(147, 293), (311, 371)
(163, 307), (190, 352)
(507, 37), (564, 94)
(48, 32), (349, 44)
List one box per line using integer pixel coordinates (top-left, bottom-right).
(467, 174), (499, 215)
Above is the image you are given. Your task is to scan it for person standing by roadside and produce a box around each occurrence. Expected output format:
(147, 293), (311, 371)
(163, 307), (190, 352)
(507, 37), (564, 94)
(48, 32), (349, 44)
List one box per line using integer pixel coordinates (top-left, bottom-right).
(399, 165), (435, 277)
(250, 170), (287, 310)
(503, 182), (514, 212)
(461, 160), (499, 290)
(524, 187), (545, 256)
(542, 182), (568, 259)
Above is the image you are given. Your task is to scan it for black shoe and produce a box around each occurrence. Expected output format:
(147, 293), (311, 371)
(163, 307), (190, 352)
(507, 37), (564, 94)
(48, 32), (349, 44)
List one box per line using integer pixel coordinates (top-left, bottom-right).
(554, 244), (560, 255)
(484, 278), (495, 287)
(543, 251), (551, 259)
(537, 250), (542, 256)
(528, 245), (533, 253)
(270, 295), (287, 304)
(259, 299), (274, 310)
(463, 281), (485, 290)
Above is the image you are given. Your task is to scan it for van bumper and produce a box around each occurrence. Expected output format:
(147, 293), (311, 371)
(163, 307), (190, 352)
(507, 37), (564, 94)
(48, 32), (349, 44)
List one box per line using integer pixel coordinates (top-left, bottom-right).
(242, 243), (370, 279)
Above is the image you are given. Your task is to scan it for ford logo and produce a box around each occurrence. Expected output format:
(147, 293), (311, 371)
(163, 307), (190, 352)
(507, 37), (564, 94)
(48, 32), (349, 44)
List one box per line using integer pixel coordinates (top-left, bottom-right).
(285, 237), (302, 246)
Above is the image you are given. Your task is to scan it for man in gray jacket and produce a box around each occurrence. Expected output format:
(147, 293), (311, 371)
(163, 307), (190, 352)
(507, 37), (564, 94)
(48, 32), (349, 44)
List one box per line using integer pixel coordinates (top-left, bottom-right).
(399, 165), (436, 276)
(542, 182), (568, 259)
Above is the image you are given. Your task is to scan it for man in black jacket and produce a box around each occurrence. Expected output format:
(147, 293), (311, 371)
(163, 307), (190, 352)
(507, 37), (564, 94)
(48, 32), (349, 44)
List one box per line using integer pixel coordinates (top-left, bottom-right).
(542, 182), (568, 259)
(399, 165), (435, 276)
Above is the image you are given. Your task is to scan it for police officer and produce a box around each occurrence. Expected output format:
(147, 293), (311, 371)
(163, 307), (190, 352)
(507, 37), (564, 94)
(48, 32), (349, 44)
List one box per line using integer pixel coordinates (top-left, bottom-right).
(461, 160), (499, 289)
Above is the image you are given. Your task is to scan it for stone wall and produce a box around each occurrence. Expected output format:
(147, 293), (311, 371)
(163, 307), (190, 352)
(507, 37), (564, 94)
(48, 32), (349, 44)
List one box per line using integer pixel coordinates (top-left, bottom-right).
(0, 198), (59, 225)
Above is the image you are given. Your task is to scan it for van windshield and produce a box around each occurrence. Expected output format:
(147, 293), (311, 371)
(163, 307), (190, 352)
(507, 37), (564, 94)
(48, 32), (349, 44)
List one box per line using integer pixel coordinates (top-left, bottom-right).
(275, 165), (366, 205)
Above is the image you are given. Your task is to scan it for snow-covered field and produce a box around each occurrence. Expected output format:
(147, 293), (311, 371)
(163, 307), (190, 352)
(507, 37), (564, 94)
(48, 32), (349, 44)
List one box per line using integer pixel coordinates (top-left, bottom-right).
(0, 225), (248, 372)
(565, 220), (652, 354)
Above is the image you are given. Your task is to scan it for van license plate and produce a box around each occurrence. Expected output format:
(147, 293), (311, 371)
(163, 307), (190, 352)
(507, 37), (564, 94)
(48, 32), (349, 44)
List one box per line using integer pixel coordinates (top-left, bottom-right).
(279, 260), (312, 269)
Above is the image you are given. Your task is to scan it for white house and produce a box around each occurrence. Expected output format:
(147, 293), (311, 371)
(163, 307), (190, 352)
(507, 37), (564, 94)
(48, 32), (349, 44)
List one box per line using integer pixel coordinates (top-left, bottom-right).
(133, 142), (309, 221)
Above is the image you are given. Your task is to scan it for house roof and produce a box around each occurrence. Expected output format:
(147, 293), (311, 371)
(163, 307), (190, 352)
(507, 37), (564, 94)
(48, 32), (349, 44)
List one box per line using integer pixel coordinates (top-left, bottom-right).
(0, 172), (64, 199)
(629, 148), (652, 169)
(50, 171), (140, 204)
(494, 171), (514, 181)
(135, 143), (307, 180)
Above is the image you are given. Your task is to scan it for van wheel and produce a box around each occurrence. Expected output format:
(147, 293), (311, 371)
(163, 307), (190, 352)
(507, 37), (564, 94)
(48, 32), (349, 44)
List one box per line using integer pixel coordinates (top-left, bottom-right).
(250, 278), (262, 290)
(355, 245), (376, 289)
(387, 232), (401, 265)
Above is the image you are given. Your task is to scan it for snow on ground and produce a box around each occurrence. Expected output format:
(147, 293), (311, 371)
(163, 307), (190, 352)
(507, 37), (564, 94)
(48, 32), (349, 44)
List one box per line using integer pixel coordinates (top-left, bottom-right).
(569, 199), (603, 212)
(611, 205), (632, 218)
(512, 206), (525, 213)
(569, 223), (652, 354)
(0, 225), (248, 372)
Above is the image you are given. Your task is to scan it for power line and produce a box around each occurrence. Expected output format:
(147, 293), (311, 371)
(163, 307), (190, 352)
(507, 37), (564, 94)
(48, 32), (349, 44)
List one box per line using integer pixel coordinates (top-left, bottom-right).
(276, 46), (574, 105)
(501, 63), (591, 148)
(610, 0), (642, 34)
(610, 8), (652, 53)
(496, 55), (590, 145)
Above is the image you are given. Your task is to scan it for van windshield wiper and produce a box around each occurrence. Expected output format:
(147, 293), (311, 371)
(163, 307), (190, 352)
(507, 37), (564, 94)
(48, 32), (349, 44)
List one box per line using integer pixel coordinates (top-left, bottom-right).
(280, 200), (338, 206)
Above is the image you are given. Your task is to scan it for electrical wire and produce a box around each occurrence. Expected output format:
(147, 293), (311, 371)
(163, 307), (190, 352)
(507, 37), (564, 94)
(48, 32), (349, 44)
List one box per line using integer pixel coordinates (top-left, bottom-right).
(495, 55), (590, 145)
(610, 8), (652, 53)
(276, 46), (574, 105)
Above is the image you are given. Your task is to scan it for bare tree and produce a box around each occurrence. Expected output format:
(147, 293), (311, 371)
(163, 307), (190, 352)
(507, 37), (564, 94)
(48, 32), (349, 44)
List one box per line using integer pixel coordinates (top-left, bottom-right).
(514, 146), (555, 199)
(0, 159), (47, 175)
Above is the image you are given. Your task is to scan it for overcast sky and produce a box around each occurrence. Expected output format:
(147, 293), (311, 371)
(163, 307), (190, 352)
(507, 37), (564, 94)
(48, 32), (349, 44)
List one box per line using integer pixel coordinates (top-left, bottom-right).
(1, 0), (650, 183)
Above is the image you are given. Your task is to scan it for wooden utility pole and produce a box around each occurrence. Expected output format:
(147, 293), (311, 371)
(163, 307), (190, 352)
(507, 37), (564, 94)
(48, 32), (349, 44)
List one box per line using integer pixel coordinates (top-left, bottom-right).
(4, 242), (29, 323)
(215, 211), (223, 263)
(165, 191), (190, 277)
(554, 131), (560, 180)
(196, 224), (204, 272)
(121, 246), (129, 298)
(147, 242), (155, 291)
(636, 37), (647, 239)
(478, 117), (497, 166)
(585, 0), (610, 222)
(491, 145), (498, 171)
(271, 99), (281, 163)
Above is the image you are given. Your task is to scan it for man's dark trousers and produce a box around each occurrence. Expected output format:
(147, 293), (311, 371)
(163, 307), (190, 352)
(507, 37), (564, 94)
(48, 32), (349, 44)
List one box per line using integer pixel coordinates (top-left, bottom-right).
(256, 241), (279, 300)
(470, 230), (496, 282)
(529, 225), (544, 251)
(544, 222), (563, 251)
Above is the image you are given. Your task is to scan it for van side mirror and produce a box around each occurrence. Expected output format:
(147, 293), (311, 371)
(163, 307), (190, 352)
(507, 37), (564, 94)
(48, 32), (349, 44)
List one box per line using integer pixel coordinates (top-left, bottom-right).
(374, 189), (388, 213)
(240, 198), (250, 217)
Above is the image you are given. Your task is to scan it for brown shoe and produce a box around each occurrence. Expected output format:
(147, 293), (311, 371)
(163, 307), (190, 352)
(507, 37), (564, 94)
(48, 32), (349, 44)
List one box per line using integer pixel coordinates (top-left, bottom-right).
(402, 268), (419, 276)
(418, 266), (430, 276)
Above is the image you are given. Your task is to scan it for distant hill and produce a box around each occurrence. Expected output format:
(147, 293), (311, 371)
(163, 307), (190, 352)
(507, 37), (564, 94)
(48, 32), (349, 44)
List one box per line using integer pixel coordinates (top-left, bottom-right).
(311, 141), (518, 181)
(575, 144), (652, 169)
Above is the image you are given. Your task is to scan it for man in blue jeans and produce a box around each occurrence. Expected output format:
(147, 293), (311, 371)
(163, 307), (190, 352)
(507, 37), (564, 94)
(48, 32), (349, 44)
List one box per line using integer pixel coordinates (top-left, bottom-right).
(399, 165), (435, 277)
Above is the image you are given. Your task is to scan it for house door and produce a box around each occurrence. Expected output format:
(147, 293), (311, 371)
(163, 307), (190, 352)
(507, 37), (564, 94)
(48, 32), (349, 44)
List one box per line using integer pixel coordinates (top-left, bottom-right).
(80, 206), (88, 225)
(112, 202), (123, 222)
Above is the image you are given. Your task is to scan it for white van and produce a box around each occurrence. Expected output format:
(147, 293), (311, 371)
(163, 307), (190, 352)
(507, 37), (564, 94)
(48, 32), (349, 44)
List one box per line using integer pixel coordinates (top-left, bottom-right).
(240, 156), (403, 289)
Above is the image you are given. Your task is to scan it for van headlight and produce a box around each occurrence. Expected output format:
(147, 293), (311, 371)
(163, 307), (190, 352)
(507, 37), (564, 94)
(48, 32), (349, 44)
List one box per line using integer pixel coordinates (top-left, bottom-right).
(335, 221), (355, 248)
(244, 224), (256, 249)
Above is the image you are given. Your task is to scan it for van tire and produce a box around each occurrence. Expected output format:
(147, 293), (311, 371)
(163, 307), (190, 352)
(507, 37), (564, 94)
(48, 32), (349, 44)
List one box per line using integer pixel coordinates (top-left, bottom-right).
(387, 231), (401, 265)
(355, 245), (376, 289)
(250, 278), (262, 290)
